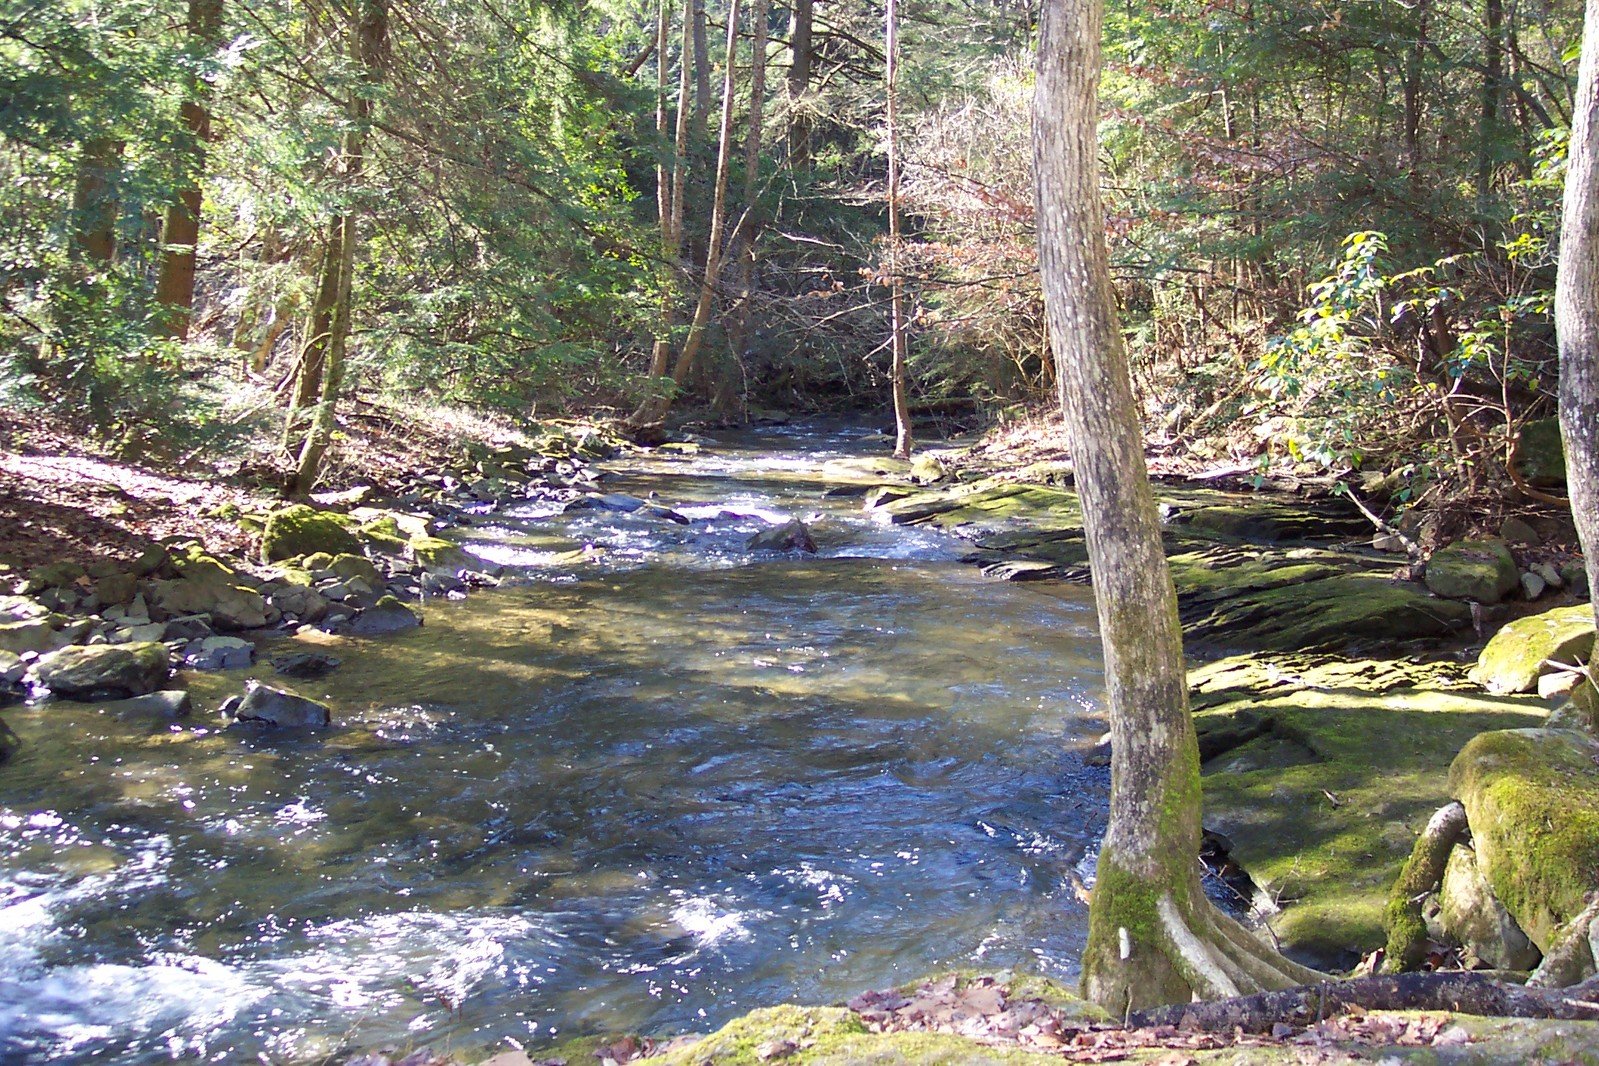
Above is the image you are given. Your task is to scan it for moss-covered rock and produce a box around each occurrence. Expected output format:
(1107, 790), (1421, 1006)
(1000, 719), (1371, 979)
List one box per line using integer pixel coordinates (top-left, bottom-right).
(30, 642), (170, 699)
(1436, 843), (1542, 971)
(1425, 539), (1520, 604)
(356, 515), (409, 553)
(327, 553), (380, 585)
(408, 536), (477, 573)
(1517, 417), (1567, 487)
(1470, 605), (1596, 695)
(260, 505), (360, 563)
(1448, 727), (1599, 952)
(1194, 654), (1544, 967)
(1183, 572), (1472, 651)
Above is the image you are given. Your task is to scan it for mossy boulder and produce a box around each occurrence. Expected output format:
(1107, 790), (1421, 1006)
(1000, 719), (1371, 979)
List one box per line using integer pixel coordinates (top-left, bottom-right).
(1449, 727), (1599, 951)
(408, 536), (477, 574)
(1425, 538), (1520, 604)
(356, 515), (409, 553)
(1470, 604), (1596, 695)
(1183, 572), (1472, 651)
(1517, 417), (1567, 487)
(327, 553), (380, 585)
(30, 642), (170, 699)
(260, 505), (360, 563)
(1436, 843), (1542, 970)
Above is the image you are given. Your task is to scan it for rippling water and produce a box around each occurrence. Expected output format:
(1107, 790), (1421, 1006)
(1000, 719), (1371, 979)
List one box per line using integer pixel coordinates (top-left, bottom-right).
(0, 424), (1107, 1063)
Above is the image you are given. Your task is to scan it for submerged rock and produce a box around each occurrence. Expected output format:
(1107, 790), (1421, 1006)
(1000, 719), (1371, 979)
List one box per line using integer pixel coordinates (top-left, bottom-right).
(344, 596), (421, 636)
(232, 682), (332, 728)
(103, 689), (193, 720)
(1425, 539), (1520, 603)
(747, 519), (817, 554)
(31, 642), (170, 699)
(272, 652), (341, 679)
(0, 716), (17, 763)
(1469, 604), (1595, 695)
(182, 635), (255, 671)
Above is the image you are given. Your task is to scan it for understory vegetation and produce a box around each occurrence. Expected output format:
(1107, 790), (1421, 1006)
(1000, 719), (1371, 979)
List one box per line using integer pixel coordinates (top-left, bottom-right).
(0, 0), (1585, 520)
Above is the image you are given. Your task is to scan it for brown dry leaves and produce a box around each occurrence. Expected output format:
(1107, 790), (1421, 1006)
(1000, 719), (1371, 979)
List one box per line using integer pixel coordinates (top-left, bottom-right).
(845, 974), (1474, 1063)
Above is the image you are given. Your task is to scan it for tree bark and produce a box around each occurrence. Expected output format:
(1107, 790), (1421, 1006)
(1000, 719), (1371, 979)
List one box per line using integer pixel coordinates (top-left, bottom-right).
(786, 0), (813, 169)
(1034, 0), (1321, 1013)
(286, 0), (386, 495)
(1478, 0), (1505, 201)
(885, 0), (912, 458)
(154, 0), (225, 340)
(668, 0), (745, 392)
(1559, 0), (1599, 615)
(72, 138), (123, 264)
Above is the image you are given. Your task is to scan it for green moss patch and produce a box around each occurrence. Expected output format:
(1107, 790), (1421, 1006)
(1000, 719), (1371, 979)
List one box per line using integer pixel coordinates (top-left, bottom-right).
(260, 505), (360, 563)
(1194, 654), (1544, 968)
(1448, 728), (1599, 951)
(1469, 604), (1596, 695)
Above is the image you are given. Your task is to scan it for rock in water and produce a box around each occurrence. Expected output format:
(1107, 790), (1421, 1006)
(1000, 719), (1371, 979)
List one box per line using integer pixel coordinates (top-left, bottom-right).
(182, 636), (255, 671)
(231, 682), (332, 728)
(345, 596), (422, 636)
(272, 652), (342, 679)
(747, 519), (818, 554)
(0, 717), (18, 763)
(103, 690), (193, 720)
(31, 642), (170, 699)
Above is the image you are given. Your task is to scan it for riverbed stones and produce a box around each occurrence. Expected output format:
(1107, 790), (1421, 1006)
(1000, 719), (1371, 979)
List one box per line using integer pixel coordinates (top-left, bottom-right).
(1425, 539), (1520, 603)
(150, 575), (267, 631)
(1448, 727), (1599, 952)
(408, 536), (476, 574)
(260, 504), (360, 562)
(747, 519), (817, 553)
(103, 689), (193, 720)
(182, 635), (254, 671)
(344, 595), (421, 635)
(1469, 604), (1596, 695)
(0, 619), (68, 655)
(265, 584), (332, 624)
(31, 642), (170, 699)
(272, 651), (341, 678)
(231, 682), (332, 728)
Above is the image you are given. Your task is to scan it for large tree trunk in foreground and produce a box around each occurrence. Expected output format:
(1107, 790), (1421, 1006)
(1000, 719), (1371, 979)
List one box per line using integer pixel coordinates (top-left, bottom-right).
(1560, 0), (1599, 616)
(1033, 0), (1320, 1013)
(154, 0), (225, 340)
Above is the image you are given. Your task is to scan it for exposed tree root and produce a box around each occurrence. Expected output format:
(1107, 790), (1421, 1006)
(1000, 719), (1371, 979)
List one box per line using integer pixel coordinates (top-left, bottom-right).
(1130, 971), (1599, 1033)
(1382, 800), (1469, 972)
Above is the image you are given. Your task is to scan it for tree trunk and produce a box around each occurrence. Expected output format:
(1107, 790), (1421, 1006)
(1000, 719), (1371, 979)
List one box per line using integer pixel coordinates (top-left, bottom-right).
(1479, 0), (1505, 201)
(1033, 0), (1322, 1014)
(1559, 0), (1599, 615)
(886, 0), (912, 458)
(692, 0), (712, 145)
(72, 138), (123, 264)
(285, 0), (386, 495)
(786, 0), (814, 170)
(668, 0), (745, 392)
(1381, 800), (1468, 972)
(724, 0), (770, 417)
(154, 0), (225, 341)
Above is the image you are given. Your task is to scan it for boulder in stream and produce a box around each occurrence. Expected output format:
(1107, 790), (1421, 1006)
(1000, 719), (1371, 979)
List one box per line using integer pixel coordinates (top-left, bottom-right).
(1424, 539), (1520, 603)
(1469, 604), (1595, 695)
(231, 682), (332, 728)
(30, 642), (170, 700)
(747, 519), (817, 554)
(272, 652), (341, 678)
(260, 504), (361, 562)
(103, 689), (193, 720)
(344, 596), (421, 635)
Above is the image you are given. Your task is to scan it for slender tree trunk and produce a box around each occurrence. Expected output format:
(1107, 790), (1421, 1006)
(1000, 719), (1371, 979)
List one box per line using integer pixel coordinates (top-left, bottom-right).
(1034, 0), (1322, 1013)
(692, 0), (712, 144)
(724, 0), (771, 417)
(1479, 0), (1505, 202)
(1559, 0), (1599, 616)
(286, 0), (386, 495)
(669, 0), (744, 391)
(72, 138), (123, 264)
(646, 0), (681, 382)
(1403, 0), (1430, 193)
(154, 0), (225, 340)
(786, 0), (814, 169)
(886, 0), (912, 458)
(636, 0), (700, 423)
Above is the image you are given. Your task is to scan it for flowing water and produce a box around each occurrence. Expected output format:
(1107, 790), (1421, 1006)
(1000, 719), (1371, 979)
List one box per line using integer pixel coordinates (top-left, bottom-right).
(0, 424), (1108, 1063)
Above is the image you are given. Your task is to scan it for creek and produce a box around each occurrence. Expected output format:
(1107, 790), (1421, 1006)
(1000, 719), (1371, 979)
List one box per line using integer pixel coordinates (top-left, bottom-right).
(0, 423), (1109, 1063)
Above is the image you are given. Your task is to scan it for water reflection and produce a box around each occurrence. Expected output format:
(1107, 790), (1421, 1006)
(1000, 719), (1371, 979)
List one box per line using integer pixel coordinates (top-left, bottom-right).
(0, 427), (1107, 1063)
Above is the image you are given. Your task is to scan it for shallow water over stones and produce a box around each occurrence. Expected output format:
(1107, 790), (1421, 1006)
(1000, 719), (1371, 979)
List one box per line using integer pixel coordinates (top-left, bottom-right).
(0, 424), (1109, 1063)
